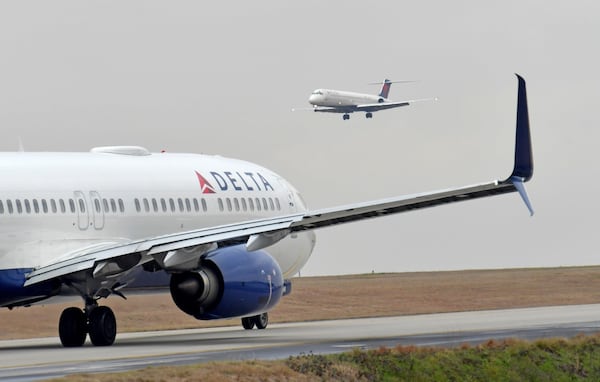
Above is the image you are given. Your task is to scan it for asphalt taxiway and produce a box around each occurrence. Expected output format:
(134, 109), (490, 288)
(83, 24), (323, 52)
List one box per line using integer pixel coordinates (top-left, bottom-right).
(1, 304), (600, 381)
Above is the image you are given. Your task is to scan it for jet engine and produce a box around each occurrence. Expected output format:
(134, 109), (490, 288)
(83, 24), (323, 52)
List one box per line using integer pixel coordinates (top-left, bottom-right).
(169, 245), (284, 320)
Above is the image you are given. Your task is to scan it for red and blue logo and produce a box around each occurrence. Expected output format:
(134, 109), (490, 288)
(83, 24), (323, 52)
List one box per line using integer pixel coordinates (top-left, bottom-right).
(195, 170), (275, 193)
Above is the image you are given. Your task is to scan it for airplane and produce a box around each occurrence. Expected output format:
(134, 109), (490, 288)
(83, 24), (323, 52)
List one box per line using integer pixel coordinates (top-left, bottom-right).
(0, 75), (533, 348)
(308, 78), (433, 120)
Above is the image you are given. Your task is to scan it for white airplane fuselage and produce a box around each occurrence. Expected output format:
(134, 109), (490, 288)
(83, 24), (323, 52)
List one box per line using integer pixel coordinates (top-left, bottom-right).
(0, 149), (316, 285)
(309, 89), (384, 107)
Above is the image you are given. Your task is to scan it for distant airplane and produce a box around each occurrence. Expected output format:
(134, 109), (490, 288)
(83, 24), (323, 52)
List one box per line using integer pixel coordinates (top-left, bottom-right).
(308, 79), (434, 120)
(0, 75), (532, 348)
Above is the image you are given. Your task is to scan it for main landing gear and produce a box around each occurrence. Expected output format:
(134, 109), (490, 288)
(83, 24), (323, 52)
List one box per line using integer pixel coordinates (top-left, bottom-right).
(241, 312), (269, 330)
(58, 302), (116, 347)
(365, 112), (373, 119)
(342, 114), (350, 120)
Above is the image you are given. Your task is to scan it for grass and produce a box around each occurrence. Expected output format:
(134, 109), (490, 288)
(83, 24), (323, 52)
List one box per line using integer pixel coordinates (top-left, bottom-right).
(2, 266), (600, 340)
(50, 334), (600, 381)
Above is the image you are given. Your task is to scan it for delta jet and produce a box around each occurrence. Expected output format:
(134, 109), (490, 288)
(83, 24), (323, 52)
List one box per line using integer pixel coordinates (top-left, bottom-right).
(308, 78), (433, 120)
(0, 75), (533, 347)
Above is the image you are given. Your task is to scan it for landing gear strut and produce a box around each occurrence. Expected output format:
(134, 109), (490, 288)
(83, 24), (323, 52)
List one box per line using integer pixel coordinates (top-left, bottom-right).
(241, 312), (269, 330)
(58, 303), (117, 347)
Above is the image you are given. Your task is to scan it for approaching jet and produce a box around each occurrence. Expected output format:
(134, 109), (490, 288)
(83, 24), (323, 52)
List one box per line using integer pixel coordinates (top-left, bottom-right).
(0, 75), (532, 348)
(308, 78), (433, 120)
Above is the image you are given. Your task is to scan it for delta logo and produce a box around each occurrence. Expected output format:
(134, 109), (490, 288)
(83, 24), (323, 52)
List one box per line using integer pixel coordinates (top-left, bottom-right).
(195, 171), (274, 194)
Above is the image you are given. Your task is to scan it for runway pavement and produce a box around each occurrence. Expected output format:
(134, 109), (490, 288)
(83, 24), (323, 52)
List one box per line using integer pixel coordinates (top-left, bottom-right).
(1, 304), (600, 381)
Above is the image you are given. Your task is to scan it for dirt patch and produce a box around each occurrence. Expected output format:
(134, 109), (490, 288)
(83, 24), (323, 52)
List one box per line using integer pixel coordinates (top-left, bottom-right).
(2, 266), (600, 340)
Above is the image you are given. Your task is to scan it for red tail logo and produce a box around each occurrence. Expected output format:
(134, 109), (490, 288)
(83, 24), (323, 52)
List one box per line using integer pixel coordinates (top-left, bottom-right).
(195, 171), (216, 194)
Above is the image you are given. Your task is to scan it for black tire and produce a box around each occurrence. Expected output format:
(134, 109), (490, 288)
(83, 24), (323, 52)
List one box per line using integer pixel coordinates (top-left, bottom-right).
(88, 306), (117, 346)
(59, 307), (87, 347)
(241, 316), (255, 330)
(254, 312), (268, 330)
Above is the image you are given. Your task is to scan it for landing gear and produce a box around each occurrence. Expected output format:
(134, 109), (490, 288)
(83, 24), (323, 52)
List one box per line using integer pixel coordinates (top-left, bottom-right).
(342, 114), (350, 120)
(365, 112), (373, 119)
(241, 312), (269, 330)
(58, 304), (117, 347)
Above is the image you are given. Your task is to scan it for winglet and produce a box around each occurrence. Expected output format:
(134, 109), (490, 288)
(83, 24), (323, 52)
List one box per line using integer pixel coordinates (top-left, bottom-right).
(506, 74), (534, 215)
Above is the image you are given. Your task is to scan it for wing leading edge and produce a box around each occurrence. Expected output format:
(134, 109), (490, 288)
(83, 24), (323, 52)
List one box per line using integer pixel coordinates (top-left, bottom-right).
(25, 74), (533, 288)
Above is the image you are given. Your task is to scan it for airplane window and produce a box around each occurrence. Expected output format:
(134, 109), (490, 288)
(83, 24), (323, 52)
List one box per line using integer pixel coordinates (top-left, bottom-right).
(103, 199), (109, 213)
(24, 199), (31, 214)
(275, 198), (281, 210)
(118, 199), (124, 213)
(59, 199), (66, 213)
(134, 199), (141, 213)
(248, 198), (254, 211)
(234, 198), (240, 211)
(143, 198), (150, 212)
(169, 198), (176, 212)
(16, 199), (22, 214)
(49, 199), (56, 213)
(193, 198), (199, 212)
(218, 198), (224, 211)
(68, 199), (75, 213)
(33, 199), (40, 214)
(78, 199), (86, 213)
(110, 199), (117, 213)
(94, 199), (101, 213)
(269, 198), (274, 210)
(255, 198), (261, 211)
(0, 201), (3, 214)
(262, 198), (268, 210)
(226, 198), (232, 212)
(160, 198), (167, 212)
(7, 200), (13, 214)
(152, 198), (158, 212)
(41, 199), (48, 213)
(241, 198), (247, 211)
(201, 198), (207, 212)
(177, 198), (184, 212)
(185, 198), (191, 212)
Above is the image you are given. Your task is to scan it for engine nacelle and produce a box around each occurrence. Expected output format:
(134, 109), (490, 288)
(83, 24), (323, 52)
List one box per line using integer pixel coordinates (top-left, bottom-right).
(169, 245), (284, 320)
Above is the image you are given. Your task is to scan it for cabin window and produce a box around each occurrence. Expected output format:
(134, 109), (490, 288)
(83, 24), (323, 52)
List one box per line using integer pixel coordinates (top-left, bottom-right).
(241, 198), (247, 211)
(143, 198), (150, 212)
(248, 198), (254, 211)
(262, 198), (268, 210)
(94, 199), (101, 213)
(118, 199), (125, 213)
(226, 198), (232, 212)
(169, 198), (176, 212)
(109, 199), (115, 213)
(218, 198), (224, 211)
(234, 198), (240, 211)
(193, 198), (199, 212)
(7, 200), (13, 214)
(152, 198), (158, 212)
(0, 201), (3, 214)
(33, 199), (40, 213)
(16, 199), (23, 214)
(24, 199), (31, 214)
(160, 198), (167, 212)
(201, 198), (207, 212)
(255, 198), (261, 211)
(185, 198), (191, 212)
(134, 198), (141, 213)
(269, 198), (274, 210)
(68, 199), (76, 213)
(59, 199), (66, 213)
(78, 199), (86, 213)
(177, 198), (184, 212)
(275, 198), (281, 210)
(41, 199), (48, 213)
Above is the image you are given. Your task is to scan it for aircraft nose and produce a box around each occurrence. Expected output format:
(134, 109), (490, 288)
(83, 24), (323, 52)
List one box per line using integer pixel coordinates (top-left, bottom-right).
(308, 94), (320, 105)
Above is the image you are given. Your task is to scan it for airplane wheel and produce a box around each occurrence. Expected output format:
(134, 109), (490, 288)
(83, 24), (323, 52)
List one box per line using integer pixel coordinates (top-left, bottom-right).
(59, 307), (87, 347)
(254, 312), (269, 330)
(241, 316), (255, 330)
(343, 114), (350, 120)
(88, 306), (117, 346)
(366, 112), (373, 119)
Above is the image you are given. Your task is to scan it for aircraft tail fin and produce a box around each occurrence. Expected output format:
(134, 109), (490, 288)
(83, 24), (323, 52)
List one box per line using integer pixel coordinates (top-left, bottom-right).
(378, 79), (393, 99)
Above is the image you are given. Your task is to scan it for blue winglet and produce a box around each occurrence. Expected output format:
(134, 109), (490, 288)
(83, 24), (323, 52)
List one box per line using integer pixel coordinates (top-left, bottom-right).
(507, 74), (534, 215)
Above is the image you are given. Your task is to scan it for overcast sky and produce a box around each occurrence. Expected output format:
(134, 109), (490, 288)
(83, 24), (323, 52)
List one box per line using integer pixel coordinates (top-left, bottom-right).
(0, 1), (598, 275)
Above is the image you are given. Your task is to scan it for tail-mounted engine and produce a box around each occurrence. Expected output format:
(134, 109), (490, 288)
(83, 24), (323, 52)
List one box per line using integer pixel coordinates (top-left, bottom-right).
(169, 245), (284, 320)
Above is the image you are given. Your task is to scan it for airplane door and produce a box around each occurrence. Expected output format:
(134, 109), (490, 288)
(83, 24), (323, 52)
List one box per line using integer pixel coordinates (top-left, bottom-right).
(74, 191), (89, 230)
(89, 191), (105, 230)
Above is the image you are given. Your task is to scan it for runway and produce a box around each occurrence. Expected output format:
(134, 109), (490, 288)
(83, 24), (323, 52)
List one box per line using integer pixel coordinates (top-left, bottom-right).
(1, 304), (600, 381)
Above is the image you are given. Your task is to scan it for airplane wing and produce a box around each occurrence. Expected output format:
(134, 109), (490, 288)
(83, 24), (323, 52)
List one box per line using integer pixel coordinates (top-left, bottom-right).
(25, 75), (532, 292)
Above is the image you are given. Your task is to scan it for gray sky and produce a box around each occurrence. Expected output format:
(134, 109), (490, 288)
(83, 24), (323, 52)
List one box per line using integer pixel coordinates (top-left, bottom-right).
(0, 1), (598, 276)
